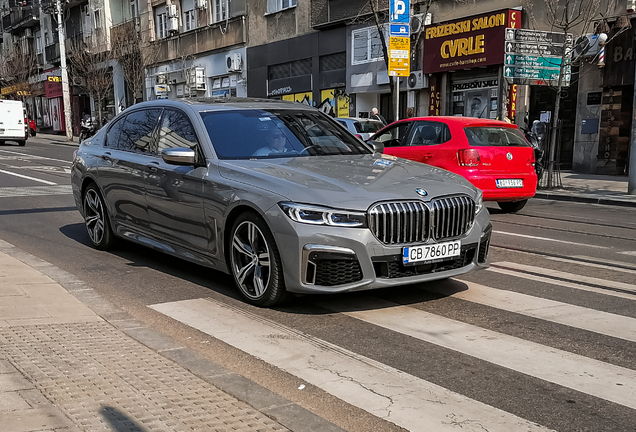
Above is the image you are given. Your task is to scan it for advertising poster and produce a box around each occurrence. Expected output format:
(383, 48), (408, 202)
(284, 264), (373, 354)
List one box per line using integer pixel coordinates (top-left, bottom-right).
(282, 92), (312, 106)
(50, 98), (63, 131)
(318, 89), (350, 118)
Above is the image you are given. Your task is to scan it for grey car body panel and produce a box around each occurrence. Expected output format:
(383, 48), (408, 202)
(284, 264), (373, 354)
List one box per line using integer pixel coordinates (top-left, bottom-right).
(71, 98), (490, 296)
(218, 155), (477, 211)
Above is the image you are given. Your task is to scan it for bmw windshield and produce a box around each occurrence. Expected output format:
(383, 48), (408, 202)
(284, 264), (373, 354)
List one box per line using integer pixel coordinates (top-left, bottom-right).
(200, 109), (372, 159)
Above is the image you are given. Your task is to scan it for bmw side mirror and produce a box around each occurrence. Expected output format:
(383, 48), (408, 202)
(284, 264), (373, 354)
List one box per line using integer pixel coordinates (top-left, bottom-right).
(368, 140), (384, 154)
(162, 148), (196, 166)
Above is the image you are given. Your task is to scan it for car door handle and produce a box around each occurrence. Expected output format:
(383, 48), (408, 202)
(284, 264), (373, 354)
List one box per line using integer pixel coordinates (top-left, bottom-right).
(422, 153), (433, 159)
(101, 152), (112, 161)
(147, 161), (160, 172)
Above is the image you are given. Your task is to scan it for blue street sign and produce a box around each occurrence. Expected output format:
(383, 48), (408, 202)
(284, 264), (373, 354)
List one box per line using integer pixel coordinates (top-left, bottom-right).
(390, 24), (409, 37)
(390, 0), (409, 24)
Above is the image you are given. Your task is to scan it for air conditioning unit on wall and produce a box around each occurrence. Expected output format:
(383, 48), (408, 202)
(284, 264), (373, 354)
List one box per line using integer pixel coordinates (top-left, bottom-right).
(167, 17), (179, 32)
(226, 53), (242, 72)
(167, 4), (178, 17)
(407, 70), (427, 90)
(195, 0), (207, 9)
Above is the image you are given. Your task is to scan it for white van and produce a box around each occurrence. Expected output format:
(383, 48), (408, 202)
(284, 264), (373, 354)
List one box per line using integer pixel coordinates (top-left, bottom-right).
(0, 99), (28, 146)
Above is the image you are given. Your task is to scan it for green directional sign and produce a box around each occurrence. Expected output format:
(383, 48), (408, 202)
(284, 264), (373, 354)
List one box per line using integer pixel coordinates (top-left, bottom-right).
(504, 54), (564, 69)
(504, 65), (571, 84)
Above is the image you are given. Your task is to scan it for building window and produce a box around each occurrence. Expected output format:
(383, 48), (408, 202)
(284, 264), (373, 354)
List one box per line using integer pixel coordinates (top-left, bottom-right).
(268, 58), (312, 81)
(184, 9), (196, 31)
(320, 52), (346, 72)
(94, 9), (102, 29)
(267, 0), (296, 14)
(44, 32), (50, 46)
(36, 32), (43, 53)
(352, 26), (384, 65)
(131, 0), (138, 18)
(156, 13), (167, 38)
(213, 0), (227, 22)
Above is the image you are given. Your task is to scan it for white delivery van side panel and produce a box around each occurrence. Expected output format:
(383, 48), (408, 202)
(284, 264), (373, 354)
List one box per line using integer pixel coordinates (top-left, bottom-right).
(0, 100), (27, 142)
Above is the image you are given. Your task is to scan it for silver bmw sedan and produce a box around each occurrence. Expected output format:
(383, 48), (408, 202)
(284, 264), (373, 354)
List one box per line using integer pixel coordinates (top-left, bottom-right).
(71, 98), (491, 307)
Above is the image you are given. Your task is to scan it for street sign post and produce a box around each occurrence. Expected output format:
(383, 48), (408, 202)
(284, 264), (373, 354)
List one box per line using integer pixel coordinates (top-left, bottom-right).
(390, 0), (409, 24)
(389, 36), (410, 76)
(503, 28), (572, 86)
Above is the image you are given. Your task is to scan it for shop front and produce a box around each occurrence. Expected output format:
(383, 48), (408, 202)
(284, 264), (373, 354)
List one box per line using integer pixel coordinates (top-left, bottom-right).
(247, 27), (353, 118)
(44, 71), (66, 133)
(423, 8), (521, 119)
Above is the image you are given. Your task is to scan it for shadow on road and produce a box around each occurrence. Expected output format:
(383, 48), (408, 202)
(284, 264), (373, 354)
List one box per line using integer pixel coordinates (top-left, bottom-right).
(59, 222), (240, 301)
(0, 206), (77, 217)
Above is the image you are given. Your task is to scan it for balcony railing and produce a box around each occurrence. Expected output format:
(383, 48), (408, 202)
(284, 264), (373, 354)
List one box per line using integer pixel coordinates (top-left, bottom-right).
(154, 16), (245, 63)
(2, 5), (39, 34)
(45, 43), (60, 63)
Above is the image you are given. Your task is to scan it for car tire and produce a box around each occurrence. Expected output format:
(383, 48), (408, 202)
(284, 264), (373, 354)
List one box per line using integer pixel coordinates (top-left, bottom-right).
(83, 184), (116, 250)
(497, 200), (527, 213)
(18, 140), (26, 146)
(229, 212), (287, 307)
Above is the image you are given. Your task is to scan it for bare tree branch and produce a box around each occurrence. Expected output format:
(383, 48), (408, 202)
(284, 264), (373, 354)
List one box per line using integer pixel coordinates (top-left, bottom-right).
(67, 37), (114, 127)
(111, 19), (162, 106)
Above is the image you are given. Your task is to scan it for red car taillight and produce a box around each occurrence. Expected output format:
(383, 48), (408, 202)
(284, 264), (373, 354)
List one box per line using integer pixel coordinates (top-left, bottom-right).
(458, 149), (481, 167)
(530, 150), (536, 167)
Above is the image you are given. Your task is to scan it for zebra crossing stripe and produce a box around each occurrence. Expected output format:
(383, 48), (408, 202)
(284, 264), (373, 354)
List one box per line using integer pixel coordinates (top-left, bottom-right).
(321, 296), (636, 410)
(546, 256), (636, 275)
(429, 281), (636, 343)
(487, 266), (636, 300)
(570, 255), (636, 271)
(492, 262), (636, 294)
(149, 298), (552, 432)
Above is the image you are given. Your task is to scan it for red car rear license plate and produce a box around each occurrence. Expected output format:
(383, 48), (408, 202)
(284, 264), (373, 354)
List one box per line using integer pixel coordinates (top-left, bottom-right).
(496, 179), (523, 188)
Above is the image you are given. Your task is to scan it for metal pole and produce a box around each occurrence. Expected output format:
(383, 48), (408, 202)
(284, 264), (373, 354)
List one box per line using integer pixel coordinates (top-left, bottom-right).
(629, 74), (636, 194)
(56, 0), (73, 141)
(395, 77), (400, 122)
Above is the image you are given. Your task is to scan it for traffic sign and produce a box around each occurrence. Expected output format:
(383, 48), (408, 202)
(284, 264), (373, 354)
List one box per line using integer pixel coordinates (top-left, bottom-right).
(505, 42), (566, 57)
(390, 23), (410, 37)
(505, 28), (573, 45)
(504, 65), (571, 85)
(505, 54), (564, 69)
(503, 28), (573, 86)
(389, 36), (410, 77)
(390, 0), (409, 24)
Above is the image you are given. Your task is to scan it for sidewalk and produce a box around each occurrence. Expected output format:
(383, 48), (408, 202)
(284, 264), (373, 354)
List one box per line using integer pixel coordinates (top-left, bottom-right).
(536, 171), (636, 208)
(0, 239), (344, 432)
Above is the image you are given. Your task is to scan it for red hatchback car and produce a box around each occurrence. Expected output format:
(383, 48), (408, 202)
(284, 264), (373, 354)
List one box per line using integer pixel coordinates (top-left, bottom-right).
(369, 117), (537, 213)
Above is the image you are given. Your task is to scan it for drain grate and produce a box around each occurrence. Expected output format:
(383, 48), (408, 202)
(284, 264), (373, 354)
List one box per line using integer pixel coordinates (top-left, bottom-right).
(0, 185), (73, 198)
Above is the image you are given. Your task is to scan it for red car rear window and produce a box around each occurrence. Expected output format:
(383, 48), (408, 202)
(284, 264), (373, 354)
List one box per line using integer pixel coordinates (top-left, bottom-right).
(464, 126), (530, 147)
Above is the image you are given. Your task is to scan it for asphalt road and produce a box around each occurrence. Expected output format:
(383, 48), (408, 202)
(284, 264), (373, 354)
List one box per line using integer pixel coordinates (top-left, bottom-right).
(1, 137), (636, 432)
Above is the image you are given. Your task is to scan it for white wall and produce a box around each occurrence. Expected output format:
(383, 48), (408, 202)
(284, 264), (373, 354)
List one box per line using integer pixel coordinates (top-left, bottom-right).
(355, 92), (377, 118)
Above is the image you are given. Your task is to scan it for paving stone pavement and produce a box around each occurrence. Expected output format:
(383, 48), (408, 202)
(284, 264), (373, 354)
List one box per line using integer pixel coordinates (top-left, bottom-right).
(0, 239), (343, 432)
(0, 322), (289, 432)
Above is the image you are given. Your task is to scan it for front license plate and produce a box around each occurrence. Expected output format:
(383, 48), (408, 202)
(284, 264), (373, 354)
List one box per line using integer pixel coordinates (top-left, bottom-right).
(496, 178), (523, 188)
(403, 240), (461, 265)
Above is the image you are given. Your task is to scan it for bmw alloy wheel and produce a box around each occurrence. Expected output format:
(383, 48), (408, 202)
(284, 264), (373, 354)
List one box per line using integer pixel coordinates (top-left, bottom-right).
(83, 185), (115, 250)
(231, 220), (272, 300)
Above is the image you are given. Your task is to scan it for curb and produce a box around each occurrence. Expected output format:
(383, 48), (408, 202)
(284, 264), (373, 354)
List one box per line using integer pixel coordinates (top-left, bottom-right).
(0, 239), (346, 432)
(534, 192), (636, 208)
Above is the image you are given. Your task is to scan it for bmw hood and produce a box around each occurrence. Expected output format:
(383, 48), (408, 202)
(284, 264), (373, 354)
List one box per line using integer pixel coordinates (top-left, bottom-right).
(218, 154), (479, 211)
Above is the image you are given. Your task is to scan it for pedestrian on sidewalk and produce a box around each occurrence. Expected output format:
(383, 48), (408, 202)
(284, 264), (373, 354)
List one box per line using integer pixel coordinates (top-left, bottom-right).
(371, 107), (387, 125)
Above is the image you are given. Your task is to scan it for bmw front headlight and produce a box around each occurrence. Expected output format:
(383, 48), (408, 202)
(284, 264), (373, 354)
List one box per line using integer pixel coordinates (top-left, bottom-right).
(279, 202), (367, 228)
(475, 190), (483, 214)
